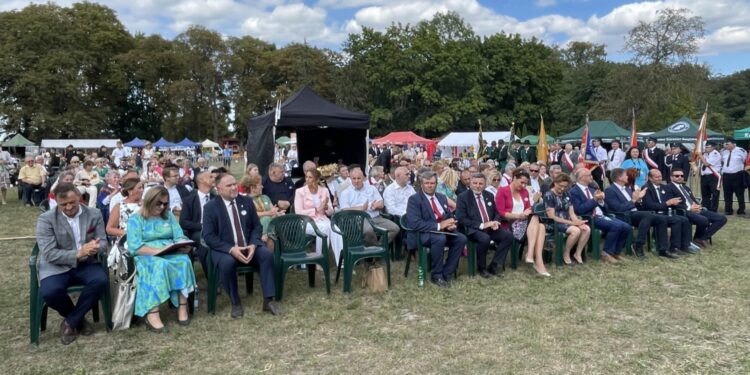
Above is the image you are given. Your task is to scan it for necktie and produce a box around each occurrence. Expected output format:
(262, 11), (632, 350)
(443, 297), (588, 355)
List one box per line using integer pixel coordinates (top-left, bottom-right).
(610, 151), (615, 162)
(678, 184), (693, 205)
(230, 201), (246, 247)
(654, 186), (662, 203)
(430, 197), (443, 221)
(725, 150), (732, 168)
(584, 188), (597, 215)
(476, 194), (489, 223)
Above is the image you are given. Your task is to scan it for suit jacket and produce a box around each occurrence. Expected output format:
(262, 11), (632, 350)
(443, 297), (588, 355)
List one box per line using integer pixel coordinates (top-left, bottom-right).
(495, 186), (531, 229)
(202, 195), (264, 254)
(520, 147), (537, 163)
(603, 184), (638, 213)
(569, 184), (607, 216)
(560, 151), (579, 174)
(640, 182), (671, 212)
(405, 192), (453, 249)
(455, 189), (499, 236)
(35, 205), (108, 281)
(179, 190), (216, 237)
(645, 147), (667, 175)
(663, 182), (698, 210)
(665, 153), (691, 179)
(376, 148), (392, 173)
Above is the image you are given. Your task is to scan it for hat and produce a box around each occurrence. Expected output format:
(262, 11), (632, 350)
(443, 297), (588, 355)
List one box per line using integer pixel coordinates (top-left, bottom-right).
(647, 137), (657, 143)
(705, 141), (717, 147)
(724, 137), (736, 144)
(523, 140), (531, 145)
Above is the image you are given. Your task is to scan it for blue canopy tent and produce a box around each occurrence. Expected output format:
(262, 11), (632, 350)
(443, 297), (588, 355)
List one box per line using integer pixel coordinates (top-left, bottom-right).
(176, 138), (200, 148)
(152, 137), (175, 149)
(124, 137), (148, 148)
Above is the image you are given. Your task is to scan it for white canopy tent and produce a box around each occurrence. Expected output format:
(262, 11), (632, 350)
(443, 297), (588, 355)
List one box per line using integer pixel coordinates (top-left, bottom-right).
(201, 139), (220, 148)
(437, 131), (513, 158)
(41, 139), (121, 149)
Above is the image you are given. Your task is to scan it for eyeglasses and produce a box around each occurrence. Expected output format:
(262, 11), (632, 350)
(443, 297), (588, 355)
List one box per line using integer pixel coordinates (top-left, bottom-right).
(156, 200), (169, 208)
(672, 174), (684, 178)
(529, 169), (539, 172)
(492, 178), (500, 182)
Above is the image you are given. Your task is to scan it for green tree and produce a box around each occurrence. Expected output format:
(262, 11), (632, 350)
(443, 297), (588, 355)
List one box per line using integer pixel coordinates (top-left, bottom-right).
(624, 8), (705, 66)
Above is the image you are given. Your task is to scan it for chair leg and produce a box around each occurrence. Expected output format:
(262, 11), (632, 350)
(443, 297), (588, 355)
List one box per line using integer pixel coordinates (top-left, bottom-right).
(41, 305), (48, 332)
(467, 242), (477, 277)
(510, 240), (520, 270)
(92, 301), (100, 323)
(418, 247), (429, 287)
(404, 249), (413, 277)
(385, 256), (391, 288)
(590, 229), (601, 261)
(335, 254), (344, 284)
(343, 257), (353, 293)
(323, 262), (331, 295)
(554, 233), (564, 266)
(307, 264), (316, 288)
(207, 265), (217, 314)
(245, 272), (253, 295)
(101, 280), (113, 330)
(277, 266), (287, 302)
(30, 295), (42, 345)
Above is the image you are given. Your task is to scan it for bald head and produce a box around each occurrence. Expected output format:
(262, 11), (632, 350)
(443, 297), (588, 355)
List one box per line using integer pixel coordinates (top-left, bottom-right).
(394, 166), (409, 186)
(196, 171), (214, 192)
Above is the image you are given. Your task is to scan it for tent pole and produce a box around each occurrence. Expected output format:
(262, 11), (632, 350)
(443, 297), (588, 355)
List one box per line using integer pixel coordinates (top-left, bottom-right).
(365, 129), (369, 175)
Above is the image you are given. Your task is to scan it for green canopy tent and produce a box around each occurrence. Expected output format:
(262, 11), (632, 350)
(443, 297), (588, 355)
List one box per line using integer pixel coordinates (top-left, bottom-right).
(733, 126), (750, 141)
(519, 134), (555, 145)
(556, 120), (630, 143)
(650, 117), (724, 143)
(275, 136), (295, 145)
(1, 134), (35, 147)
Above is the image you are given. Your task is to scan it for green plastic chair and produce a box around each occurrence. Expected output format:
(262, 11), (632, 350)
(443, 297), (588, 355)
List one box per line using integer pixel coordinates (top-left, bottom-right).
(579, 215), (602, 261)
(204, 241), (257, 315)
(610, 211), (653, 254)
(268, 214), (331, 301)
(29, 243), (112, 345)
(533, 202), (567, 266)
(331, 211), (391, 293)
(400, 215), (429, 282)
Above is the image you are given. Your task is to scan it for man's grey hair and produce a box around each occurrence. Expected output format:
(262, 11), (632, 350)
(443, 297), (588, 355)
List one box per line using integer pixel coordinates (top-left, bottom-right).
(420, 170), (438, 182)
(549, 165), (562, 173)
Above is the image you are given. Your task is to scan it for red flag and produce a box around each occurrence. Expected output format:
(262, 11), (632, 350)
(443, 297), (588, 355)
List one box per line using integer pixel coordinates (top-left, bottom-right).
(580, 114), (597, 170)
(629, 108), (638, 149)
(692, 105), (708, 163)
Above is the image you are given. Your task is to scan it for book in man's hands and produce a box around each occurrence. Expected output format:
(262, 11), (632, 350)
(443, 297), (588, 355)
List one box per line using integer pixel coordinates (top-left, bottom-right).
(154, 240), (195, 256)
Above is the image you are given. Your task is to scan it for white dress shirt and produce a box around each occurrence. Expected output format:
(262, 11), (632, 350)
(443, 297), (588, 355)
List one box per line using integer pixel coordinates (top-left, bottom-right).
(721, 148), (747, 174)
(577, 183), (603, 216)
(594, 146), (607, 164)
(223, 198), (245, 246)
(607, 149), (626, 170)
(64, 207), (83, 248)
(383, 182), (416, 216)
(339, 183), (382, 218)
(701, 150), (722, 175)
(198, 191), (211, 224)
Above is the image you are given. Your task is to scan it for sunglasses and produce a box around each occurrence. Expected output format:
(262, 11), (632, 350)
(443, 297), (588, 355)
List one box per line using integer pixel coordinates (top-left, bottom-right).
(156, 200), (169, 208)
(672, 174), (684, 178)
(529, 169), (539, 172)
(492, 178), (500, 182)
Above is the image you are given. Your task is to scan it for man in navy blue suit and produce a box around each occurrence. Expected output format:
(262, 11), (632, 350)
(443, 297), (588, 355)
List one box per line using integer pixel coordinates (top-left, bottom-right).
(455, 173), (513, 278)
(570, 169), (631, 263)
(406, 171), (466, 288)
(604, 168), (676, 259)
(202, 173), (282, 319)
(641, 169), (695, 255)
(663, 168), (727, 248)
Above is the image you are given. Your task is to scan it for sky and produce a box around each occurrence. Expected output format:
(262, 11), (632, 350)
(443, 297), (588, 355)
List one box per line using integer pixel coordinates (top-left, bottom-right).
(3, 0), (750, 75)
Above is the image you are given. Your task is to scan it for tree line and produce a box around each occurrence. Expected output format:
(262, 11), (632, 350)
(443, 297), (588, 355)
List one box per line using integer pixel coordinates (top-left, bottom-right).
(1, 3), (748, 144)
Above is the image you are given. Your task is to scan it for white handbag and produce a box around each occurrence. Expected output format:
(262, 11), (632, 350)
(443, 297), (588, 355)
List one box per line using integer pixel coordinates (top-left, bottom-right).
(111, 271), (136, 331)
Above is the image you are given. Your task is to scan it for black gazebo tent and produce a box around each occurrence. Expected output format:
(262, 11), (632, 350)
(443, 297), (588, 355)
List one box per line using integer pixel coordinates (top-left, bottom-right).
(247, 86), (370, 176)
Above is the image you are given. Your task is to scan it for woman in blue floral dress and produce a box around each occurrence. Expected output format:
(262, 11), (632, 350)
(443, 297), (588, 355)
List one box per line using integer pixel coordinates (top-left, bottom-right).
(543, 173), (591, 265)
(127, 186), (196, 332)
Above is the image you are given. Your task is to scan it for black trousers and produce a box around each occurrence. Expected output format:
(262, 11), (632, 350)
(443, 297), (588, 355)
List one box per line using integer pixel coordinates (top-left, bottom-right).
(722, 172), (746, 214)
(700, 174), (720, 212)
(630, 211), (668, 251)
(39, 262), (108, 329)
(466, 228), (513, 272)
(188, 231), (209, 278)
(592, 167), (604, 190)
(212, 246), (276, 305)
(663, 214), (692, 250)
(686, 210), (727, 241)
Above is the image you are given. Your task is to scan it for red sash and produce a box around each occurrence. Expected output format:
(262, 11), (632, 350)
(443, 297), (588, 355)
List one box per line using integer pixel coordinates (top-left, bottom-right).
(644, 149), (659, 169)
(563, 153), (574, 171)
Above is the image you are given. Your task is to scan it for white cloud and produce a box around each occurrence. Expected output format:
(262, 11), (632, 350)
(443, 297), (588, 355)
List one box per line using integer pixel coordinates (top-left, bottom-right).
(535, 0), (557, 8)
(241, 3), (345, 45)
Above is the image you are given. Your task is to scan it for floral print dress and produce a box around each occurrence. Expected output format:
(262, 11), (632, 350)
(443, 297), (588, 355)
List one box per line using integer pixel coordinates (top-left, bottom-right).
(543, 190), (572, 233)
(127, 212), (196, 317)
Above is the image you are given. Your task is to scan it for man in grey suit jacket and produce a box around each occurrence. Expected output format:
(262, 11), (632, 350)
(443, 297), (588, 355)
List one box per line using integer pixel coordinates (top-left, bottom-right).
(36, 183), (108, 344)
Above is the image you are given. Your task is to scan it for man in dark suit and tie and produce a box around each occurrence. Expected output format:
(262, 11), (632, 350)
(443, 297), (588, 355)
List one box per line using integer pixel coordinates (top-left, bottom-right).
(202, 173), (282, 319)
(663, 168), (727, 248)
(641, 169), (695, 255)
(644, 137), (667, 177)
(406, 171), (467, 288)
(376, 142), (392, 174)
(570, 169), (631, 263)
(179, 171), (215, 275)
(665, 144), (691, 182)
(35, 183), (109, 344)
(604, 168), (675, 259)
(455, 173), (513, 278)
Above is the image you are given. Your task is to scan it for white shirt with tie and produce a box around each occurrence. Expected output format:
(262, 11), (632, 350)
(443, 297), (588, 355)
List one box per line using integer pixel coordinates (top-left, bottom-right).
(721, 147), (747, 174)
(614, 182), (636, 211)
(607, 149), (625, 171)
(701, 150), (722, 175)
(577, 183), (603, 216)
(223, 198), (245, 247)
(424, 193), (446, 230)
(198, 191), (211, 224)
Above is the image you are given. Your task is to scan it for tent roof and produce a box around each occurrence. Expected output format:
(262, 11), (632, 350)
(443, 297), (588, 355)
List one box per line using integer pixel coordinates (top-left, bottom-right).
(176, 138), (200, 147)
(201, 139), (220, 148)
(557, 120), (630, 142)
(438, 132), (512, 147)
(1, 134), (35, 147)
(41, 139), (120, 149)
(153, 137), (175, 148)
(732, 126), (750, 141)
(520, 134), (555, 145)
(124, 137), (148, 148)
(248, 86), (369, 130)
(649, 117), (724, 142)
(372, 131), (435, 145)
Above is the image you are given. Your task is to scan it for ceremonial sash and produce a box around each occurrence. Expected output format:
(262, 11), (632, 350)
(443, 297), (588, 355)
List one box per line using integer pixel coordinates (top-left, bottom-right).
(644, 149), (658, 169)
(563, 152), (574, 171)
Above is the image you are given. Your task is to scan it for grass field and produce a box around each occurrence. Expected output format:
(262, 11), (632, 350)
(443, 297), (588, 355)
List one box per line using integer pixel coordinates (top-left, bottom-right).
(2, 163), (750, 374)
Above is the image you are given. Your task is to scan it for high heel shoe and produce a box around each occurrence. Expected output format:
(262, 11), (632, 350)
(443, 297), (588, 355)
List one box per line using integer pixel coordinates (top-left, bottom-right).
(178, 303), (190, 326)
(524, 257), (534, 264)
(573, 256), (584, 264)
(532, 265), (551, 277)
(145, 311), (168, 333)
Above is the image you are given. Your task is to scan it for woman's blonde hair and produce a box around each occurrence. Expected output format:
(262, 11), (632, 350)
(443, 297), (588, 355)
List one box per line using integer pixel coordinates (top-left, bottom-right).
(486, 169), (501, 185)
(440, 168), (459, 190)
(140, 186), (169, 219)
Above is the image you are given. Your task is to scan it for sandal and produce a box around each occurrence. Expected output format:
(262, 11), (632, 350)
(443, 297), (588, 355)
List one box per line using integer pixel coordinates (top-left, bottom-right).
(178, 303), (190, 326)
(145, 311), (168, 333)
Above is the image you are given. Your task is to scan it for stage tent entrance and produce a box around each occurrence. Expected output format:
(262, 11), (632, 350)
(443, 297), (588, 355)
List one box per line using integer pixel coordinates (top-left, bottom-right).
(247, 86), (369, 177)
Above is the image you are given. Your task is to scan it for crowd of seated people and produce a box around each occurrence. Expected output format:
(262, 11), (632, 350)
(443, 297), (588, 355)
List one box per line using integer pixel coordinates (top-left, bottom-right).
(33, 139), (734, 344)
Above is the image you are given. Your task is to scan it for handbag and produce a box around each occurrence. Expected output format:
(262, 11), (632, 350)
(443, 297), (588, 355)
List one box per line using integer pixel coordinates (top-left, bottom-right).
(362, 264), (387, 292)
(111, 271), (136, 331)
(107, 236), (131, 281)
(511, 219), (528, 241)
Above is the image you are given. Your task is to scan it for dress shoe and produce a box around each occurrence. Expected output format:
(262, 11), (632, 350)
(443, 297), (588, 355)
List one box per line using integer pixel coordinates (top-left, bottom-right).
(178, 303), (190, 326)
(677, 247), (698, 255)
(59, 320), (77, 345)
(487, 268), (504, 278)
(431, 278), (451, 288)
(262, 300), (283, 316)
(144, 312), (168, 333)
(479, 270), (492, 279)
(231, 304), (244, 319)
(659, 251), (680, 259)
(693, 239), (709, 248)
(633, 245), (646, 259)
(78, 318), (94, 336)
